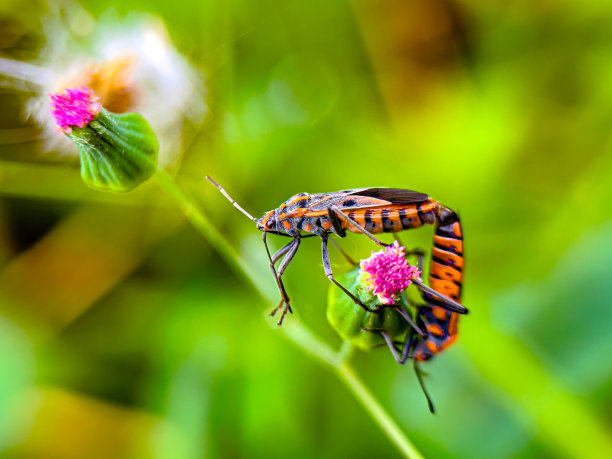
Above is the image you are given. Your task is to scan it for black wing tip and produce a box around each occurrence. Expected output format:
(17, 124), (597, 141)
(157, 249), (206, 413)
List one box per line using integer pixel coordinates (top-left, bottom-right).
(351, 188), (429, 204)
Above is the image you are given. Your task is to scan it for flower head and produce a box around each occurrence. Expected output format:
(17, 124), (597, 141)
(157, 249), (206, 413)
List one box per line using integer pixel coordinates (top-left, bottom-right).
(49, 87), (101, 134)
(1, 6), (205, 169)
(359, 241), (421, 305)
(46, 85), (159, 192)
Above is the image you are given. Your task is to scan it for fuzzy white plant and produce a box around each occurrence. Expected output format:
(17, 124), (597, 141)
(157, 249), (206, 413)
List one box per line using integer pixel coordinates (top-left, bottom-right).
(0, 2), (206, 170)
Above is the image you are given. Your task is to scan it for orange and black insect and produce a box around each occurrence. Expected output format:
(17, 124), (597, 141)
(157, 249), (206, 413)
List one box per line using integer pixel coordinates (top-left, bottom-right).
(414, 207), (464, 362)
(384, 209), (464, 413)
(206, 176), (467, 328)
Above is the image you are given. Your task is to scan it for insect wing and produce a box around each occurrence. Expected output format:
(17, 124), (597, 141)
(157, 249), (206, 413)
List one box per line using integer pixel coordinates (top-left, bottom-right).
(302, 188), (430, 218)
(350, 188), (429, 204)
(308, 188), (430, 211)
(306, 192), (364, 211)
(284, 192), (355, 218)
(285, 188), (430, 219)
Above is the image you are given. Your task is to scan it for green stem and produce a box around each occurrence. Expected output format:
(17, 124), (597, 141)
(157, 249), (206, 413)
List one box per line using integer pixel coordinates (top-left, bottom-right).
(337, 363), (424, 459)
(337, 340), (356, 364)
(153, 169), (422, 459)
(154, 169), (260, 293)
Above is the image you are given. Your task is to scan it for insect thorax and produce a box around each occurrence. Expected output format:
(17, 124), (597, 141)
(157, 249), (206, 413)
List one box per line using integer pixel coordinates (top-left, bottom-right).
(259, 192), (341, 237)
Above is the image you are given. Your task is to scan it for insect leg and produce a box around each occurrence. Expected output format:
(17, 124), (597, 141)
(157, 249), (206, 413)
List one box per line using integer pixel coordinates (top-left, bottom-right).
(324, 236), (428, 336)
(328, 206), (389, 247)
(264, 234), (299, 325)
(277, 237), (301, 277)
(381, 331), (408, 364)
(321, 235), (370, 312)
(329, 237), (358, 267)
(383, 329), (434, 413)
(271, 236), (301, 325)
(412, 278), (468, 314)
(400, 246), (466, 314)
(263, 233), (292, 300)
(414, 359), (436, 414)
(270, 239), (296, 264)
(389, 243), (432, 333)
(400, 330), (415, 363)
(400, 291), (421, 311)
(328, 208), (346, 237)
(395, 305), (427, 337)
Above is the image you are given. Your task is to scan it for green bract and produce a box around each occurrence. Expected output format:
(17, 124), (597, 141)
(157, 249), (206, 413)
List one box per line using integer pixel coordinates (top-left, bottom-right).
(67, 108), (159, 192)
(327, 268), (409, 350)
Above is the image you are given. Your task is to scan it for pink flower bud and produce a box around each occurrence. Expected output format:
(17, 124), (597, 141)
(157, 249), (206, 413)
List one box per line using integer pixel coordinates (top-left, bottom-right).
(360, 241), (421, 305)
(49, 87), (101, 134)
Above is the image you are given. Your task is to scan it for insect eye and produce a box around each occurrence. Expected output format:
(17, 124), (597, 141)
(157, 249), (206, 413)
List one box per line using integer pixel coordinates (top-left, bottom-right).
(266, 219), (275, 229)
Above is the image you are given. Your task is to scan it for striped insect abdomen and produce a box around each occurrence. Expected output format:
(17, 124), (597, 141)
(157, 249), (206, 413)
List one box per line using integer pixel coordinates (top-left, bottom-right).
(344, 200), (437, 235)
(414, 206), (464, 361)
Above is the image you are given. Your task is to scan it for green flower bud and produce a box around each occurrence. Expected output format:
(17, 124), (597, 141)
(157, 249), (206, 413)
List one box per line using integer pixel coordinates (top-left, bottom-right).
(327, 268), (409, 350)
(50, 87), (159, 192)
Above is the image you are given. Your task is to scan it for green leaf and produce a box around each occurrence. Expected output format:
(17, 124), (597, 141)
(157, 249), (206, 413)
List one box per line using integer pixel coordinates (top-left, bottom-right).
(68, 108), (159, 192)
(327, 268), (409, 349)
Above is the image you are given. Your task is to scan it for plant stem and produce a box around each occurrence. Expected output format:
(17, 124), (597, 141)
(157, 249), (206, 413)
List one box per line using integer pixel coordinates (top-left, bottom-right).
(154, 169), (260, 293)
(337, 363), (424, 459)
(153, 169), (422, 458)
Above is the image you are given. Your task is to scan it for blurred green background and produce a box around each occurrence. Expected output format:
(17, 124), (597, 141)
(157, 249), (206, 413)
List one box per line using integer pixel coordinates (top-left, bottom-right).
(1, 0), (612, 458)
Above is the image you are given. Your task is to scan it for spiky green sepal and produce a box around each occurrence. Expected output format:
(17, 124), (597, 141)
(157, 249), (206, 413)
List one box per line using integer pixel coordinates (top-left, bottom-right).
(68, 108), (159, 192)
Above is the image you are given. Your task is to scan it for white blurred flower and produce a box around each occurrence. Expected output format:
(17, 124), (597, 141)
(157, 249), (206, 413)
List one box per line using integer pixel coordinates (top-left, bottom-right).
(0, 2), (206, 170)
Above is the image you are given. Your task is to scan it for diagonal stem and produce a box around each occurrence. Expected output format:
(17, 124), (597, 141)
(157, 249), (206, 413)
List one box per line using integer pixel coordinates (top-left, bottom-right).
(337, 361), (424, 459)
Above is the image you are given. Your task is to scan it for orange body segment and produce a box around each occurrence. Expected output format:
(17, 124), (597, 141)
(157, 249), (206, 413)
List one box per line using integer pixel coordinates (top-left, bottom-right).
(414, 205), (464, 362)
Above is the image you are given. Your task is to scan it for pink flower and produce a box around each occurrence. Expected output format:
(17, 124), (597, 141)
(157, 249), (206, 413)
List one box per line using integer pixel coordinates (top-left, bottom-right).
(360, 241), (422, 305)
(49, 87), (101, 134)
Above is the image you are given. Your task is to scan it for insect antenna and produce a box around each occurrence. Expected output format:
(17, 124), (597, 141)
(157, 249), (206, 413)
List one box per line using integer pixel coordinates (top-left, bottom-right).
(206, 176), (258, 223)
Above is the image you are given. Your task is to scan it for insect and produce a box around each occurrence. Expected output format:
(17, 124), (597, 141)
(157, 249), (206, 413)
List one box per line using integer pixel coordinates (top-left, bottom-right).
(327, 243), (462, 413)
(206, 176), (467, 327)
(384, 209), (465, 363)
(412, 207), (464, 363)
(326, 247), (426, 354)
(328, 272), (438, 412)
(383, 221), (464, 413)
